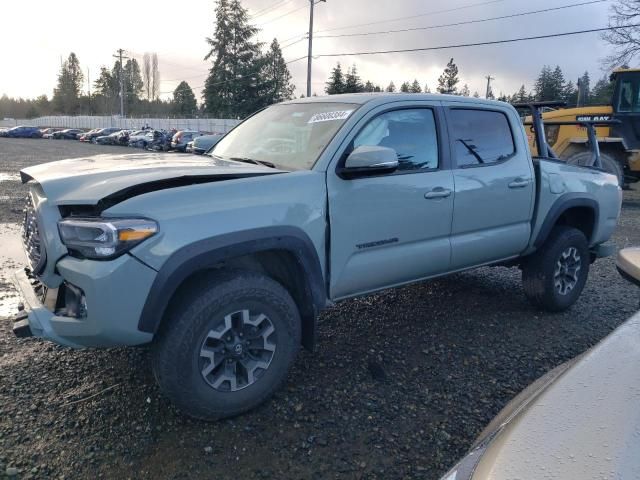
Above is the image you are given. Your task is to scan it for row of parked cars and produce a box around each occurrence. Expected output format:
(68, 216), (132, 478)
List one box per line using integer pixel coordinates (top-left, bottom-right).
(0, 125), (225, 154)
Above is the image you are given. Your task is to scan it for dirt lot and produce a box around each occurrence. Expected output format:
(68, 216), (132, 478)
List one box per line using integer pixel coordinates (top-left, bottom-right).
(1, 137), (639, 479)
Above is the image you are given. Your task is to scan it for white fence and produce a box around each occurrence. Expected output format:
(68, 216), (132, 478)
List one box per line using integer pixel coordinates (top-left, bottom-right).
(0, 116), (241, 134)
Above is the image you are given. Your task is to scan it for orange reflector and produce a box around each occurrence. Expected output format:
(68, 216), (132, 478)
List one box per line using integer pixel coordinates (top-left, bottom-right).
(118, 229), (155, 242)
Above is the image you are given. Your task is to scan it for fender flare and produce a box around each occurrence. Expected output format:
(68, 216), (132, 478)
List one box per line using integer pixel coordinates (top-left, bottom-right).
(533, 193), (599, 248)
(137, 226), (327, 335)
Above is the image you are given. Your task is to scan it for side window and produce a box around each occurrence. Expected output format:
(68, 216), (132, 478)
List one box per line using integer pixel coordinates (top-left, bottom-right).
(353, 109), (439, 171)
(449, 109), (515, 167)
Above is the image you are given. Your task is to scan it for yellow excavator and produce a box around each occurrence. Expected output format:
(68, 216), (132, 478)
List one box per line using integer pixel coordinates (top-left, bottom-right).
(526, 68), (640, 187)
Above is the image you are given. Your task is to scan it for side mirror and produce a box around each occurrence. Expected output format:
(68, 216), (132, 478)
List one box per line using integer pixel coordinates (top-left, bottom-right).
(617, 247), (640, 286)
(340, 145), (399, 178)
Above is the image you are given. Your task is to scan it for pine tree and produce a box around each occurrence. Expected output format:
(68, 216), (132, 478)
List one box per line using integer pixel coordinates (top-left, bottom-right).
(590, 75), (615, 105)
(260, 39), (295, 105)
(204, 0), (261, 117)
(325, 63), (346, 95)
(52, 52), (83, 114)
(344, 64), (364, 93)
(424, 83), (432, 93)
(563, 80), (578, 107)
(437, 58), (460, 94)
(577, 71), (591, 106)
(514, 84), (528, 103)
(400, 81), (411, 93)
(386, 81), (396, 93)
(534, 65), (557, 101)
(173, 81), (198, 115)
(409, 79), (422, 93)
(363, 81), (375, 92)
(460, 84), (470, 97)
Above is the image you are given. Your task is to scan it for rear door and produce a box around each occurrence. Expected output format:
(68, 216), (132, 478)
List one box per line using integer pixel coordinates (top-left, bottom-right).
(327, 102), (455, 299)
(443, 104), (535, 269)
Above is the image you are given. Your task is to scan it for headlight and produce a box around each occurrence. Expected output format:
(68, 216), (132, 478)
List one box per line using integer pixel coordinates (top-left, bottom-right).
(58, 218), (158, 259)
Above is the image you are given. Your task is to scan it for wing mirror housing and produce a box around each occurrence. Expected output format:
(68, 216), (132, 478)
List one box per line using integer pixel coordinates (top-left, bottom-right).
(339, 145), (399, 179)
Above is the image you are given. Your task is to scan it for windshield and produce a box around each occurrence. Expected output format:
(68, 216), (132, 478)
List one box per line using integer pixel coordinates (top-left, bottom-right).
(210, 102), (358, 170)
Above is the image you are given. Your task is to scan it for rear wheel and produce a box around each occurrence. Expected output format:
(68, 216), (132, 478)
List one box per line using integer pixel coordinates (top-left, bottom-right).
(522, 226), (590, 312)
(152, 270), (301, 420)
(565, 151), (624, 187)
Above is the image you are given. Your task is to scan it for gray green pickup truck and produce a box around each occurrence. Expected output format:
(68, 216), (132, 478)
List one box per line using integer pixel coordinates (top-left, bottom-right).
(11, 94), (622, 419)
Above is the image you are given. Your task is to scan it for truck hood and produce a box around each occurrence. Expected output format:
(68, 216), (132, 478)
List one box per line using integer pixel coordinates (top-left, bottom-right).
(472, 312), (640, 479)
(20, 152), (283, 207)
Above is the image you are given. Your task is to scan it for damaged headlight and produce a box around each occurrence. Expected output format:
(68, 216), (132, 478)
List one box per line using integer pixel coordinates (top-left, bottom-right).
(58, 217), (158, 259)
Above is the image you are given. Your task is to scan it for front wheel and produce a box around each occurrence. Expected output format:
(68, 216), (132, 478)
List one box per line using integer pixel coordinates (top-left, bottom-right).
(522, 226), (590, 312)
(152, 270), (301, 420)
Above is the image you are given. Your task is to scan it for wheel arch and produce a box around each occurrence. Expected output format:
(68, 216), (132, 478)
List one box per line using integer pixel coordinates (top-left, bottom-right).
(534, 194), (599, 248)
(138, 226), (327, 351)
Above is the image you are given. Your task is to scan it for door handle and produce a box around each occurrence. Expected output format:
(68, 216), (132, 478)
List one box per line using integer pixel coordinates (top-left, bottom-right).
(424, 187), (452, 199)
(508, 178), (531, 189)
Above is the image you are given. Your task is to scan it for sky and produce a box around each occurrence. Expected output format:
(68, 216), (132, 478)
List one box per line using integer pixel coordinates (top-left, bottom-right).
(0, 0), (617, 103)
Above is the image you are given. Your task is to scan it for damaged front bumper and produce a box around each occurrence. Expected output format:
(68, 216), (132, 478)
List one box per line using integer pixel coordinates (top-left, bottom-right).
(11, 254), (157, 349)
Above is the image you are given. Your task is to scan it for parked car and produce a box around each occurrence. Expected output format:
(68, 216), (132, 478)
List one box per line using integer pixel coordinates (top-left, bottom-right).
(440, 248), (640, 480)
(0, 127), (10, 137)
(171, 130), (203, 152)
(2, 126), (42, 138)
(52, 129), (84, 140)
(81, 127), (121, 143)
(11, 94), (621, 421)
(40, 128), (62, 139)
(95, 130), (130, 146)
(190, 133), (225, 154)
(128, 130), (155, 148)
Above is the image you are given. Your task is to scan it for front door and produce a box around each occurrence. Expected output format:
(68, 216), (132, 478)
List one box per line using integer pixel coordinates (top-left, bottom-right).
(327, 105), (454, 300)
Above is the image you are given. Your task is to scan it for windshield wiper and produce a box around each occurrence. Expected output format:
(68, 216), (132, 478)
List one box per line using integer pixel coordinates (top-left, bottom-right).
(229, 157), (277, 169)
(458, 139), (484, 164)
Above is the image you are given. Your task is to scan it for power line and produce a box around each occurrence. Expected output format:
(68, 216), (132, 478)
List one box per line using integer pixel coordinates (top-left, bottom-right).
(158, 56), (308, 95)
(315, 0), (507, 34)
(258, 3), (309, 26)
(312, 24), (640, 58)
(250, 0), (291, 19)
(315, 0), (607, 39)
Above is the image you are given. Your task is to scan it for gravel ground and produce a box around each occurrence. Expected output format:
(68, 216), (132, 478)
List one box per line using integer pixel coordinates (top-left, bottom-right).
(1, 137), (639, 479)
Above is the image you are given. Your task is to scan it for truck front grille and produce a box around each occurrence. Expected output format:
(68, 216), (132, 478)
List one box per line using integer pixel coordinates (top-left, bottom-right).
(22, 195), (46, 273)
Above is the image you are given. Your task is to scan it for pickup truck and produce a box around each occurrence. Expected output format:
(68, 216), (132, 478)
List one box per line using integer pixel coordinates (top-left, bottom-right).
(11, 94), (622, 420)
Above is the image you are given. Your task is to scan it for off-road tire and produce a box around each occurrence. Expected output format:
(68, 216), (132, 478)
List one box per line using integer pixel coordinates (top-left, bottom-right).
(522, 226), (589, 312)
(151, 270), (301, 421)
(565, 151), (624, 188)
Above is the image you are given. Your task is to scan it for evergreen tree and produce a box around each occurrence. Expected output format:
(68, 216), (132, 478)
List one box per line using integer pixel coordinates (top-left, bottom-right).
(473, 91), (480, 98)
(260, 39), (295, 105)
(173, 81), (197, 115)
(534, 65), (559, 101)
(590, 75), (615, 105)
(386, 81), (396, 93)
(325, 63), (346, 95)
(410, 79), (422, 93)
(204, 0), (261, 117)
(363, 80), (375, 92)
(460, 84), (470, 97)
(514, 84), (528, 103)
(563, 80), (578, 107)
(344, 64), (364, 93)
(577, 71), (591, 106)
(400, 81), (410, 93)
(373, 85), (382, 92)
(424, 83), (432, 93)
(52, 52), (83, 114)
(437, 58), (460, 94)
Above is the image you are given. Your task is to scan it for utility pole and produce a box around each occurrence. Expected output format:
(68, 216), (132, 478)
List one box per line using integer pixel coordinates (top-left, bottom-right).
(307, 0), (326, 98)
(113, 49), (129, 117)
(485, 75), (495, 99)
(87, 67), (92, 114)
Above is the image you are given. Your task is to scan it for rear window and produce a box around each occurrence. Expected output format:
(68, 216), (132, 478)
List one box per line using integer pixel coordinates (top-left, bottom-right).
(449, 109), (515, 167)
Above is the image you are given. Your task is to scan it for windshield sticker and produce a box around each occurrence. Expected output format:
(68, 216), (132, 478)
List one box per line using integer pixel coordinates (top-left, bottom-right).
(308, 110), (354, 124)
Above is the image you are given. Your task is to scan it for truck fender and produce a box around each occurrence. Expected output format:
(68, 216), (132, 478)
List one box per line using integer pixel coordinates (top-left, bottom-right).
(533, 193), (599, 248)
(137, 226), (327, 344)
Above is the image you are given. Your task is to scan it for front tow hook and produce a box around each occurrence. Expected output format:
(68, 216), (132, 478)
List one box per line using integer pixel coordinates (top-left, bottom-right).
(12, 310), (33, 338)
